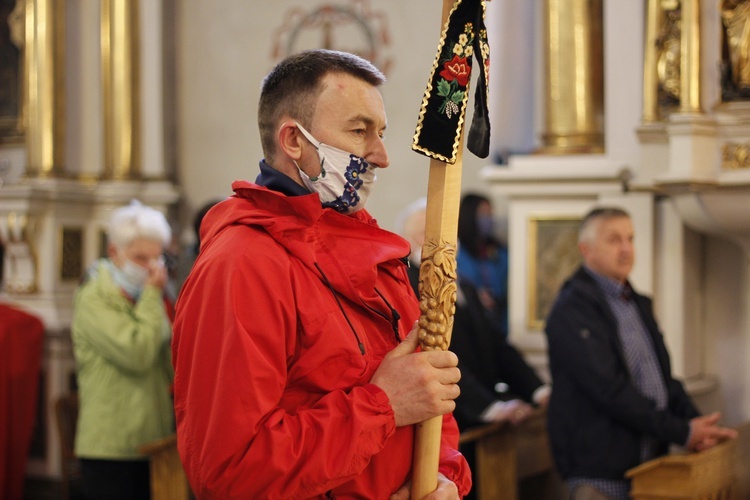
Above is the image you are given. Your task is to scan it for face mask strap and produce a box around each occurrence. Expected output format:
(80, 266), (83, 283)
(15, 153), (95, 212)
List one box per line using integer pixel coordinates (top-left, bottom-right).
(294, 122), (320, 149)
(294, 123), (329, 181)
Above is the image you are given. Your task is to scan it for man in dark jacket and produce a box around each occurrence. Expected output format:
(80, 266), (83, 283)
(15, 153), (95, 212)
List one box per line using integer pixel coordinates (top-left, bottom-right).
(545, 206), (736, 500)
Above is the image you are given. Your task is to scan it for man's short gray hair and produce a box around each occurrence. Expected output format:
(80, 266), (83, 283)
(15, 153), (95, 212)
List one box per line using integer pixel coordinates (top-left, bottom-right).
(578, 206), (630, 244)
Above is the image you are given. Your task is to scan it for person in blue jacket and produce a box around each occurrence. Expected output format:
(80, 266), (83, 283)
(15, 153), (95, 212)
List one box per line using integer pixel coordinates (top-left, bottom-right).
(456, 193), (509, 337)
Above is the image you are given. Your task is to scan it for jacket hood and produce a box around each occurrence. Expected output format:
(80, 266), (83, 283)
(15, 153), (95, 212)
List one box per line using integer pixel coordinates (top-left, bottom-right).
(199, 181), (412, 303)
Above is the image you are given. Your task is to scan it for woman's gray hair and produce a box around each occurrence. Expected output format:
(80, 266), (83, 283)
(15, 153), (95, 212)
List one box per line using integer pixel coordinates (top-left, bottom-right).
(108, 200), (172, 250)
(578, 207), (630, 244)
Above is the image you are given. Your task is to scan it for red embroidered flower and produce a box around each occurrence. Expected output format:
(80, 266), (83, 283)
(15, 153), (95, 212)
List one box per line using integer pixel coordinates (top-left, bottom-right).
(440, 55), (471, 87)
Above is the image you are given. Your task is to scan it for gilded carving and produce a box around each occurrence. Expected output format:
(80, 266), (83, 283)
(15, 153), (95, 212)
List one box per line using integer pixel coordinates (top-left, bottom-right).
(721, 0), (750, 100)
(416, 238), (457, 351)
(656, 1), (681, 106)
(722, 141), (750, 169)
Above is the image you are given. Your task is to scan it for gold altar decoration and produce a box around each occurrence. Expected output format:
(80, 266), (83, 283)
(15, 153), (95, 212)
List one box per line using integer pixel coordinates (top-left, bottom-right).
(102, 0), (141, 180)
(679, 0), (701, 114)
(721, 0), (750, 98)
(722, 141), (750, 170)
(539, 0), (604, 154)
(644, 0), (703, 121)
(655, 2), (681, 106)
(23, 0), (66, 177)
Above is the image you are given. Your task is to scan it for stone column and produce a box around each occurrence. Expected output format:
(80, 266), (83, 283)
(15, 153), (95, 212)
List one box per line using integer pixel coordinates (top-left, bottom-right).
(24, 0), (66, 177)
(486, 0), (536, 159)
(101, 0), (141, 180)
(540, 0), (604, 154)
(139, 0), (166, 180)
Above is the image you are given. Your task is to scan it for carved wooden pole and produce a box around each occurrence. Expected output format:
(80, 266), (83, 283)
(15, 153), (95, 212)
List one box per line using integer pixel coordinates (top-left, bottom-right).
(410, 150), (462, 498)
(411, 0), (489, 494)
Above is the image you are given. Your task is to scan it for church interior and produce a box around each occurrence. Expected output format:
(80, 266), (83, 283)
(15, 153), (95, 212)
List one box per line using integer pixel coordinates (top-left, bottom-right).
(1, 0), (750, 498)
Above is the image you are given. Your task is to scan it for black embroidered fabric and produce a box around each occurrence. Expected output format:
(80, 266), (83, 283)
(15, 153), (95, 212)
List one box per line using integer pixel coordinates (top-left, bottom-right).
(412, 0), (491, 164)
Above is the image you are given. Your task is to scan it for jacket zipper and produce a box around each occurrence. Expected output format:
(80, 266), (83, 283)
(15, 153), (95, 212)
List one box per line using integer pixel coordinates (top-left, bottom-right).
(374, 287), (401, 343)
(315, 263), (366, 355)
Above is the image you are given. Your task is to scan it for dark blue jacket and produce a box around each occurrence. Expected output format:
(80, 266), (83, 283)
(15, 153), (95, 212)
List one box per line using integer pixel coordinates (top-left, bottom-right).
(544, 266), (699, 480)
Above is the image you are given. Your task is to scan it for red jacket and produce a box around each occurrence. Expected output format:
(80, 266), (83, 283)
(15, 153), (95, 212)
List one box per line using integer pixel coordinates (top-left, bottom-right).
(173, 181), (471, 499)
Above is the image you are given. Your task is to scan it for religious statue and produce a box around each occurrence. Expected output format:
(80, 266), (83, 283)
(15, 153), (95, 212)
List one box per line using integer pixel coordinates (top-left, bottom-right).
(721, 0), (750, 99)
(656, 2), (681, 106)
(0, 212), (38, 294)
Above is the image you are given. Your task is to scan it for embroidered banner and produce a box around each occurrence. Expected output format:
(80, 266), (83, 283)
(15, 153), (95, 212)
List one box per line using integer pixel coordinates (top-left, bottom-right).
(412, 0), (491, 164)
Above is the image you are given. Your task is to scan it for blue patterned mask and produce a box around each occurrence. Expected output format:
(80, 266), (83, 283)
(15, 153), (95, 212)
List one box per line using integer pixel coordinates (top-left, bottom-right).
(295, 123), (377, 214)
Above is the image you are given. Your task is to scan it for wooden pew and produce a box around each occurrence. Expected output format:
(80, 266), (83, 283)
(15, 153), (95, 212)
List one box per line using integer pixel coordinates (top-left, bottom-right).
(139, 434), (191, 500)
(626, 421), (750, 500)
(459, 408), (562, 500)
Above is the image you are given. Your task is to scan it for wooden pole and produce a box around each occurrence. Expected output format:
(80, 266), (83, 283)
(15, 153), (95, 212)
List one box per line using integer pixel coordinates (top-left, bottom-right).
(411, 0), (465, 496)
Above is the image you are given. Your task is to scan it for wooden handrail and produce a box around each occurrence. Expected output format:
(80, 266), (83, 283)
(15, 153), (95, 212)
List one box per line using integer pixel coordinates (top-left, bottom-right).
(626, 421), (750, 500)
(139, 433), (190, 500)
(457, 407), (558, 500)
(138, 434), (178, 456)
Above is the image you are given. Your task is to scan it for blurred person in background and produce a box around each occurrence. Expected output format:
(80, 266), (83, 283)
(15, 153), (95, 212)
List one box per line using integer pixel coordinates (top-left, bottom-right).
(545, 206), (737, 500)
(72, 200), (175, 500)
(457, 193), (509, 338)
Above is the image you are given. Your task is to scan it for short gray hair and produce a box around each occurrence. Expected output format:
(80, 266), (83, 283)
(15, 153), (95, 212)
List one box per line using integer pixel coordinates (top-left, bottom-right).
(108, 200), (171, 250)
(578, 207), (630, 244)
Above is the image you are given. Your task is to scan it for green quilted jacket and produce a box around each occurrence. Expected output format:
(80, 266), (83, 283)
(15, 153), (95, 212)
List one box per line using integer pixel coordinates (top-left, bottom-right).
(72, 259), (174, 459)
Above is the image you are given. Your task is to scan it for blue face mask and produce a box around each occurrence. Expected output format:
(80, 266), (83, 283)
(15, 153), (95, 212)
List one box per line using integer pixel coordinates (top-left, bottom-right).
(477, 214), (494, 239)
(109, 258), (149, 299)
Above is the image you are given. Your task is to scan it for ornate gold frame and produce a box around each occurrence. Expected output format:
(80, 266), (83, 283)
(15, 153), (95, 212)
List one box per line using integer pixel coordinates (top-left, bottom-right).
(526, 216), (582, 330)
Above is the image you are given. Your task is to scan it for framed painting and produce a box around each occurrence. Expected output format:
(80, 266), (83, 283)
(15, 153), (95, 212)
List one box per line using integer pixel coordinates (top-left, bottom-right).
(0, 0), (24, 142)
(527, 216), (582, 330)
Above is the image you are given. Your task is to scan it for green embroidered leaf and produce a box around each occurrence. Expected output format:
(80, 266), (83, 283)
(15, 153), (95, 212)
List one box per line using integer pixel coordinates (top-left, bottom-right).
(437, 79), (451, 97)
(450, 90), (465, 104)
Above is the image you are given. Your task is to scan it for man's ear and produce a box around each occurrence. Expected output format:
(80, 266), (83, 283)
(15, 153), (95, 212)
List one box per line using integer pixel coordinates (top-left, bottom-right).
(277, 121), (304, 161)
(578, 241), (589, 261)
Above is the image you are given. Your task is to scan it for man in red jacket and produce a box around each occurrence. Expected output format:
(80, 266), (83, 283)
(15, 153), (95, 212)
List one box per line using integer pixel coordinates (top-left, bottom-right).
(172, 49), (471, 498)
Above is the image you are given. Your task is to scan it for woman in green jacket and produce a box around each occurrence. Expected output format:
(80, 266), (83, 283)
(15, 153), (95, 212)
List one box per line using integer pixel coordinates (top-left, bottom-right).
(72, 200), (174, 500)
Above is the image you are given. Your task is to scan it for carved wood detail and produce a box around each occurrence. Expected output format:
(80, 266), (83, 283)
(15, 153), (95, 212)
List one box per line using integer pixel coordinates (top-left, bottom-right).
(416, 238), (457, 351)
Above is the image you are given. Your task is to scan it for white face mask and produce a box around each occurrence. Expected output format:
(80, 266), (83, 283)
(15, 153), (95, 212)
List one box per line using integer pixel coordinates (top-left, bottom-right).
(111, 257), (149, 299)
(295, 123), (377, 214)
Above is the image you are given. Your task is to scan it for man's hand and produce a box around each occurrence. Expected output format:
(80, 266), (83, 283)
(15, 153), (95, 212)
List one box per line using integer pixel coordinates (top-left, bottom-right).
(389, 473), (460, 500)
(481, 399), (534, 425)
(686, 412), (738, 452)
(370, 323), (461, 427)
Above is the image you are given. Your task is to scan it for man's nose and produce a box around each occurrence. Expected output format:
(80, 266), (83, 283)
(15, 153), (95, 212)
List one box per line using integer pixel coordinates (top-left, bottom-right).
(367, 137), (390, 168)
